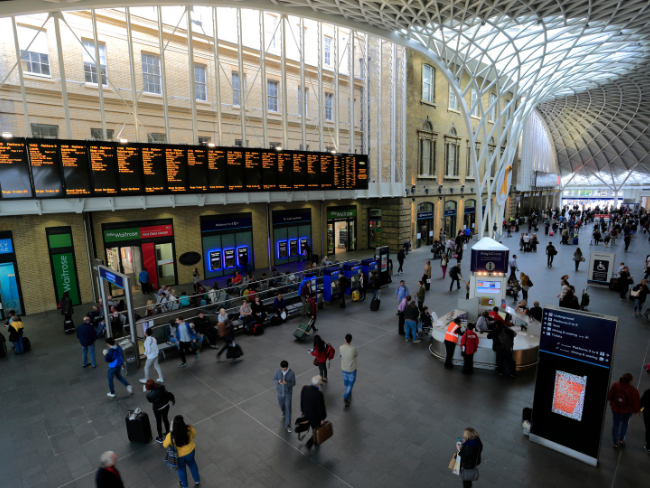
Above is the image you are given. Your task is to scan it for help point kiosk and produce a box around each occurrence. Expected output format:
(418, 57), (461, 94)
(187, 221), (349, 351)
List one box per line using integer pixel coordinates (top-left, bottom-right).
(429, 237), (542, 370)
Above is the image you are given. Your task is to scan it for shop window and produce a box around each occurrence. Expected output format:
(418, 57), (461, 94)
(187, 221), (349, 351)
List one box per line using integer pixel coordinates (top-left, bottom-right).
(142, 53), (161, 94)
(324, 36), (332, 66)
(90, 128), (114, 141)
(489, 93), (496, 122)
(268, 80), (279, 112)
(449, 86), (458, 111)
(470, 87), (479, 117)
(31, 123), (58, 139)
(195, 65), (207, 101)
(82, 39), (107, 86)
(147, 132), (166, 143)
(18, 26), (50, 77)
(422, 64), (434, 103)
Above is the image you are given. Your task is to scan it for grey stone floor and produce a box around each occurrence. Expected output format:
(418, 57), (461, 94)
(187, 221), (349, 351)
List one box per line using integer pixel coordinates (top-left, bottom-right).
(2, 231), (650, 488)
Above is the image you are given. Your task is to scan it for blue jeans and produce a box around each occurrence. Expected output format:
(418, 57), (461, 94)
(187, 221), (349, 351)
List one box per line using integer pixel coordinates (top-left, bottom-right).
(107, 367), (129, 394)
(372, 290), (378, 300)
(278, 394), (292, 428)
(612, 412), (633, 444)
(405, 319), (417, 341)
(177, 449), (200, 488)
(634, 299), (645, 313)
(342, 370), (357, 401)
(13, 335), (24, 354)
(82, 343), (96, 367)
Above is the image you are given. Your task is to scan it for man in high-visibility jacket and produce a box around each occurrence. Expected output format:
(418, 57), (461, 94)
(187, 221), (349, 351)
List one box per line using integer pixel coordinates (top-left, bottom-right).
(444, 318), (462, 369)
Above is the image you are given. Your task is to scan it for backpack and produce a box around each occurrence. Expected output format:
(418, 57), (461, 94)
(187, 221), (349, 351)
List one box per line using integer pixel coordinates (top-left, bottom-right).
(325, 343), (336, 360)
(527, 279), (533, 287)
(613, 388), (629, 409)
(498, 329), (514, 351)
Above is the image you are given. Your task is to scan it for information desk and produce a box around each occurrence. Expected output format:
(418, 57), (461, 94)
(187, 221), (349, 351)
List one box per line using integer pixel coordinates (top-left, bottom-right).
(429, 306), (541, 370)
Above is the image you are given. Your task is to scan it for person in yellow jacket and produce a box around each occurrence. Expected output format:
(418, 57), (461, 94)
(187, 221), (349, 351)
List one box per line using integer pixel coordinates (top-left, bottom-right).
(444, 318), (462, 369)
(7, 316), (24, 354)
(163, 415), (200, 488)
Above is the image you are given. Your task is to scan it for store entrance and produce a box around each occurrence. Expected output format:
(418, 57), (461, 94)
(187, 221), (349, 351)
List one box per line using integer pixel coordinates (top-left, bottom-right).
(328, 219), (356, 254)
(106, 246), (144, 297)
(0, 262), (22, 317)
(155, 243), (176, 287)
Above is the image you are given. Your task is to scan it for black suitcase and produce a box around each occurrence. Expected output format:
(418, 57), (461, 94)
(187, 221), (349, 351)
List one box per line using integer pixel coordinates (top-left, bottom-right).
(22, 337), (31, 353)
(226, 343), (243, 359)
(370, 298), (380, 311)
(64, 319), (75, 334)
(126, 411), (152, 443)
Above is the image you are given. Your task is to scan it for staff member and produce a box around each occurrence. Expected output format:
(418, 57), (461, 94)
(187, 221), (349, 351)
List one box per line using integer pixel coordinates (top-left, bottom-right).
(444, 318), (462, 370)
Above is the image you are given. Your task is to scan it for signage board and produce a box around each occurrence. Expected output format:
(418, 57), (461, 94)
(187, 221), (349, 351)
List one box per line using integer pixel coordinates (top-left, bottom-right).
(530, 306), (618, 466)
(52, 252), (80, 305)
(369, 209), (382, 218)
(470, 249), (509, 273)
(587, 251), (616, 286)
(417, 211), (434, 220)
(200, 215), (253, 232)
(495, 163), (513, 205)
(272, 211), (311, 225)
(327, 208), (357, 219)
(99, 267), (125, 288)
(0, 238), (14, 254)
(535, 171), (561, 188)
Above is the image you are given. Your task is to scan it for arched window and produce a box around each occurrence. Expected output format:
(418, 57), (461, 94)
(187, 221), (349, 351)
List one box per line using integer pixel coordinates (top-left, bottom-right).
(418, 118), (437, 177)
(445, 127), (459, 177)
(449, 127), (457, 136)
(422, 64), (435, 103)
(465, 199), (476, 208)
(445, 200), (457, 212)
(423, 120), (433, 131)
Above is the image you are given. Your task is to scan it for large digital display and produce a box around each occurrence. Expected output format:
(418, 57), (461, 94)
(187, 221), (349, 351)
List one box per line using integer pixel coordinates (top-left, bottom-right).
(60, 142), (92, 196)
(0, 139), (369, 199)
(0, 140), (32, 199)
(28, 141), (63, 198)
(476, 280), (501, 294)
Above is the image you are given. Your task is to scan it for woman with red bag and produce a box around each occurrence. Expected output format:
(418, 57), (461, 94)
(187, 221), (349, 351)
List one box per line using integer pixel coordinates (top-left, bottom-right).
(309, 335), (328, 382)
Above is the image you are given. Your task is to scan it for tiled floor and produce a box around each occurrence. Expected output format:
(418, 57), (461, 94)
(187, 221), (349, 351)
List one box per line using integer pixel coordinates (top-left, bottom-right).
(2, 231), (650, 488)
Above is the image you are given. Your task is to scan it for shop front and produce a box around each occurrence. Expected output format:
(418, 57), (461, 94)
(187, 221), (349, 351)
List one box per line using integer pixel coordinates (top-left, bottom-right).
(0, 232), (25, 318)
(102, 220), (176, 297)
(46, 226), (82, 307)
(368, 209), (382, 248)
(463, 199), (476, 235)
(272, 210), (312, 266)
(201, 213), (255, 279)
(327, 206), (357, 255)
(416, 203), (434, 248)
(444, 201), (457, 238)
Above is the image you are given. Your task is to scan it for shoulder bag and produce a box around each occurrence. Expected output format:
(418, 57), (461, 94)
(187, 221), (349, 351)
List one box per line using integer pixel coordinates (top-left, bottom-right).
(164, 437), (178, 471)
(460, 468), (480, 481)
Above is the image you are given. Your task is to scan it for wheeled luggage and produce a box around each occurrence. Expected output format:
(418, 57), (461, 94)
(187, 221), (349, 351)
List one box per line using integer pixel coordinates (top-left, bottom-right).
(226, 343), (243, 359)
(22, 337), (31, 352)
(252, 323), (264, 336)
(549, 230), (554, 236)
(573, 237), (579, 245)
(293, 321), (312, 341)
(370, 298), (380, 311)
(64, 319), (75, 334)
(352, 290), (360, 301)
(313, 421), (333, 445)
(126, 410), (152, 443)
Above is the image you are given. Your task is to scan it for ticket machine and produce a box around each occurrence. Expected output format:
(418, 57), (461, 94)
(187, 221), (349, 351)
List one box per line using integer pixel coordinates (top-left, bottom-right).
(322, 267), (341, 302)
(361, 258), (378, 281)
(342, 261), (360, 296)
(468, 237), (509, 312)
(375, 246), (391, 287)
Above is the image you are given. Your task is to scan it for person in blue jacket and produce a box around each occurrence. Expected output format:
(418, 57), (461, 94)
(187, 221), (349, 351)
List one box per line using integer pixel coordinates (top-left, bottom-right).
(139, 269), (150, 294)
(76, 316), (97, 368)
(103, 337), (132, 398)
(175, 316), (200, 368)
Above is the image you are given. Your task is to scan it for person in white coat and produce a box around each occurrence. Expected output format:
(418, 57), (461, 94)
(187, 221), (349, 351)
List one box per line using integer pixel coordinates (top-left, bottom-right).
(139, 328), (164, 384)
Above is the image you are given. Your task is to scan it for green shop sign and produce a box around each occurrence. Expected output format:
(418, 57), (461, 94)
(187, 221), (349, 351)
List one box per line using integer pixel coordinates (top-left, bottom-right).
(327, 208), (357, 220)
(104, 228), (141, 243)
(52, 252), (80, 305)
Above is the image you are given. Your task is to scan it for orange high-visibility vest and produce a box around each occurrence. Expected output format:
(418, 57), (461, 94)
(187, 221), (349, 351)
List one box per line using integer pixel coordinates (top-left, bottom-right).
(444, 322), (460, 343)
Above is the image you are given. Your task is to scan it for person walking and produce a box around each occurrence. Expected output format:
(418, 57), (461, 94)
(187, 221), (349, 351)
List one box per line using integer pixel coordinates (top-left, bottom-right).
(573, 247), (583, 271)
(138, 268), (150, 294)
(641, 388), (650, 453)
(308, 294), (318, 332)
(163, 416), (200, 488)
(139, 328), (164, 383)
(397, 249), (405, 275)
(456, 428), (483, 488)
(340, 334), (358, 406)
(300, 276), (311, 316)
(145, 379), (174, 443)
(60, 290), (74, 322)
(300, 376), (327, 449)
(273, 360), (296, 433)
(77, 316), (97, 368)
(358, 271), (366, 301)
(632, 279), (649, 317)
(175, 316), (200, 368)
(546, 242), (557, 267)
(404, 299), (420, 344)
(423, 261), (432, 291)
(624, 233), (632, 252)
(608, 373), (641, 448)
(370, 272), (380, 301)
(95, 452), (124, 488)
(103, 337), (132, 398)
(444, 318), (462, 369)
(416, 280), (426, 313)
(519, 272), (531, 302)
(394, 280), (409, 301)
(508, 255), (518, 279)
(460, 324), (479, 375)
(310, 335), (329, 382)
(216, 318), (234, 360)
(440, 253), (449, 279)
(619, 266), (632, 301)
(397, 295), (410, 336)
(449, 265), (462, 291)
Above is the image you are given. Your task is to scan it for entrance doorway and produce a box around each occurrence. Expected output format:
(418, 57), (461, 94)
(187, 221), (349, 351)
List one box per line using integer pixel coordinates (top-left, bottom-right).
(328, 219), (356, 254)
(463, 199), (476, 236)
(0, 262), (22, 317)
(155, 243), (175, 287)
(444, 201), (457, 238)
(416, 203), (434, 248)
(106, 246), (144, 297)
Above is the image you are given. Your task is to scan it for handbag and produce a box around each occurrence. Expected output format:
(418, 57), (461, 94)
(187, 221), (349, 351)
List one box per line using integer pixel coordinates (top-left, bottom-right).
(581, 257), (586, 262)
(281, 311), (287, 320)
(427, 279), (431, 284)
(294, 416), (311, 440)
(631, 289), (641, 298)
(313, 358), (319, 366)
(448, 453), (457, 470)
(460, 468), (480, 481)
(164, 438), (178, 471)
(452, 453), (461, 475)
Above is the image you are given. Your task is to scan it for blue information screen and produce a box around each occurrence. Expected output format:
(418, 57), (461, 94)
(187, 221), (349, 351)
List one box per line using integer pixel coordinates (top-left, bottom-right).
(99, 267), (125, 289)
(0, 238), (14, 254)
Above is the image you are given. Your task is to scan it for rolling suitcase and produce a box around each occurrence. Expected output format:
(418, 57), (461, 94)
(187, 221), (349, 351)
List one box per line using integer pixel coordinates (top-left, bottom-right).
(293, 321), (312, 341)
(573, 237), (579, 245)
(226, 343), (243, 359)
(125, 410), (152, 443)
(22, 337), (31, 353)
(313, 421), (333, 445)
(352, 290), (360, 301)
(370, 298), (380, 311)
(64, 319), (75, 334)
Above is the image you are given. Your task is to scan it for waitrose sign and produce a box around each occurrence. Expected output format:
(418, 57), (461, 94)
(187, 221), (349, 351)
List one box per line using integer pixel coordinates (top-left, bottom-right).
(104, 228), (140, 242)
(52, 252), (80, 305)
(327, 208), (357, 219)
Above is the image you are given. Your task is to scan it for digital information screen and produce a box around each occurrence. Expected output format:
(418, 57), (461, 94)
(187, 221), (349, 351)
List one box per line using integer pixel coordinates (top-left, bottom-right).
(187, 148), (208, 192)
(278, 241), (288, 259)
(60, 143), (92, 197)
(89, 144), (119, 195)
(224, 249), (236, 268)
(142, 146), (166, 194)
(261, 152), (278, 191)
(332, 154), (344, 189)
(476, 281), (501, 294)
(237, 247), (249, 266)
(207, 149), (226, 191)
(530, 306), (618, 465)
(344, 155), (356, 189)
(227, 150), (244, 191)
(277, 153), (291, 190)
(306, 154), (320, 189)
(289, 239), (298, 257)
(209, 250), (221, 270)
(319, 154), (334, 189)
(244, 150), (262, 191)
(28, 141), (63, 197)
(356, 156), (368, 190)
(0, 140), (32, 199)
(116, 145), (143, 195)
(292, 153), (307, 190)
(166, 148), (187, 192)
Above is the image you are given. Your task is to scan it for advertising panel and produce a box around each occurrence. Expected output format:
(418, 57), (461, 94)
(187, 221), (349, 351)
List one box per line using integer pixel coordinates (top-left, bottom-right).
(51, 252), (80, 305)
(470, 249), (509, 273)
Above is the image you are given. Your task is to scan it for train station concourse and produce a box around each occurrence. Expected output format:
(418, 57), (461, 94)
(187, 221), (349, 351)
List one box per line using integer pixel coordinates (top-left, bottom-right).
(1, 1), (650, 488)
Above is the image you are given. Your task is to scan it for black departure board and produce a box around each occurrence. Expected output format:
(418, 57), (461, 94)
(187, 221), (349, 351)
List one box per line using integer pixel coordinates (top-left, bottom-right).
(319, 154), (334, 190)
(261, 152), (278, 191)
(116, 145), (143, 195)
(0, 140), (32, 199)
(277, 152), (292, 190)
(0, 139), (370, 198)
(292, 153), (307, 190)
(60, 142), (92, 197)
(28, 141), (63, 198)
(89, 144), (118, 195)
(227, 150), (244, 191)
(165, 148), (187, 193)
(187, 148), (208, 192)
(244, 150), (262, 191)
(142, 146), (166, 194)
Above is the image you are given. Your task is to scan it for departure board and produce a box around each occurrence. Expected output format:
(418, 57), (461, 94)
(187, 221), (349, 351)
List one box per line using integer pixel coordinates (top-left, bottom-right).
(244, 150), (262, 191)
(307, 154), (320, 189)
(28, 141), (63, 198)
(332, 154), (344, 189)
(344, 155), (356, 189)
(292, 153), (307, 190)
(142, 146), (166, 194)
(277, 152), (292, 190)
(0, 140), (32, 199)
(261, 152), (278, 191)
(356, 156), (368, 190)
(89, 144), (118, 195)
(187, 148), (208, 192)
(165, 148), (187, 193)
(60, 142), (92, 196)
(227, 150), (244, 191)
(207, 149), (226, 191)
(319, 153), (334, 189)
(116, 145), (143, 195)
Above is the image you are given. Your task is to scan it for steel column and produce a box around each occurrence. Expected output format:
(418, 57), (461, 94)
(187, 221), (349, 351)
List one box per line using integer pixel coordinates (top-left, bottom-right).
(125, 7), (140, 142)
(377, 38), (383, 191)
(211, 6), (223, 145)
(52, 14), (72, 139)
(236, 8), (246, 146)
(401, 47), (407, 185)
(280, 16), (289, 149)
(91, 10), (107, 141)
(299, 18), (306, 150)
(259, 12), (268, 148)
(390, 43), (397, 195)
(349, 32), (354, 153)
(11, 17), (31, 137)
(186, 7), (198, 144)
(334, 26), (339, 150)
(157, 6), (171, 142)
(363, 34), (369, 155)
(317, 22), (323, 152)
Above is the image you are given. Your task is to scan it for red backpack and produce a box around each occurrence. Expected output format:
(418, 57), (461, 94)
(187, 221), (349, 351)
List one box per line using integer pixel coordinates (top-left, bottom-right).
(325, 343), (336, 360)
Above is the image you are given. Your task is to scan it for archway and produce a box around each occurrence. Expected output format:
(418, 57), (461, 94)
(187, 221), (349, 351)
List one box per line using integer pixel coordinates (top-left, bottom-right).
(416, 202), (434, 248)
(444, 200), (457, 238)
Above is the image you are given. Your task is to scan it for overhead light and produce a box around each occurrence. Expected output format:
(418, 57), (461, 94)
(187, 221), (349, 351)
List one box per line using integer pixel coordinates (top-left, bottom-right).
(207, 143), (215, 147)
(461, 185), (465, 193)
(2, 132), (13, 138)
(119, 138), (128, 143)
(330, 150), (336, 154)
(438, 185), (443, 193)
(425, 188), (429, 194)
(275, 146), (283, 151)
(411, 184), (416, 194)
